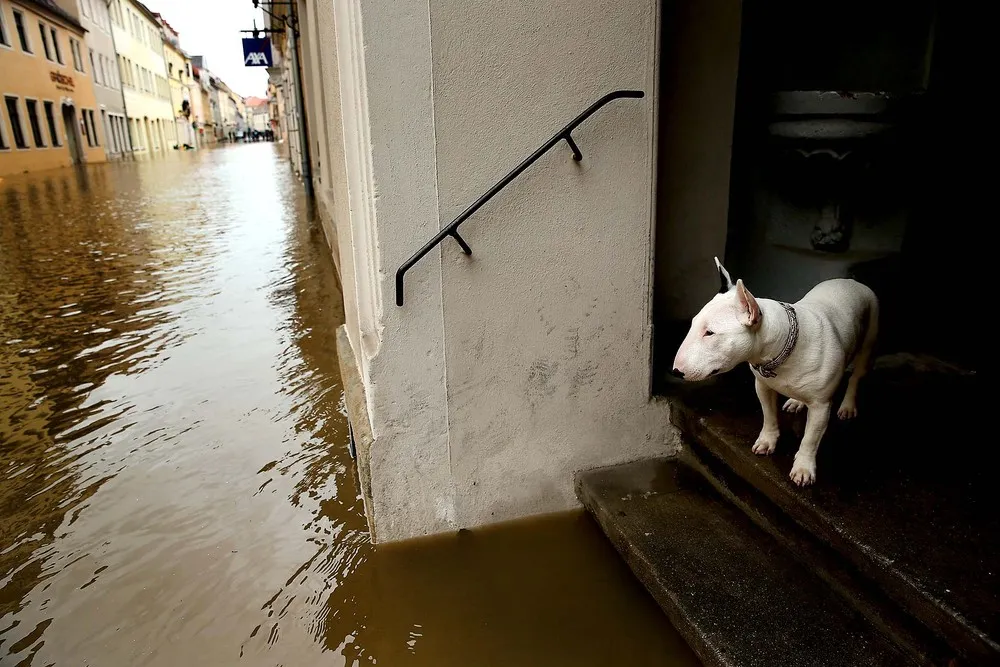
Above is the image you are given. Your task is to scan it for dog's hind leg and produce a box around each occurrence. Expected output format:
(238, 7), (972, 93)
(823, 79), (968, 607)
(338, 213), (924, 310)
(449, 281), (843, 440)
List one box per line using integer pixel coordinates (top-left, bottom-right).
(838, 298), (880, 420)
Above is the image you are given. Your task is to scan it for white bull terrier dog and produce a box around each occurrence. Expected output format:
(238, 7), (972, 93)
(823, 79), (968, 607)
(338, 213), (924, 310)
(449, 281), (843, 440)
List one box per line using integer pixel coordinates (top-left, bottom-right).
(672, 258), (879, 486)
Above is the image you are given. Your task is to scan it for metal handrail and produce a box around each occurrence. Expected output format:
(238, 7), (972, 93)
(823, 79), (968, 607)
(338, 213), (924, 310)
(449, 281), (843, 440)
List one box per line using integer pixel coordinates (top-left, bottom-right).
(394, 89), (645, 306)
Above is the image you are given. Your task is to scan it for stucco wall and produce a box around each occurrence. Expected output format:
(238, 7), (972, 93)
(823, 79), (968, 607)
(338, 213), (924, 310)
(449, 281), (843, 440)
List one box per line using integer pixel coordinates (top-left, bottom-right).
(309, 0), (358, 369)
(337, 0), (678, 542)
(429, 0), (673, 528)
(347, 0), (456, 542)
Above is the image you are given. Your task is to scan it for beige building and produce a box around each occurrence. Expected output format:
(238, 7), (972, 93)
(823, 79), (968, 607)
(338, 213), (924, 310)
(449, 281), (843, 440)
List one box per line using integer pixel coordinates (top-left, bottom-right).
(156, 14), (195, 148)
(270, 0), (957, 553)
(266, 0), (672, 544)
(108, 0), (172, 155)
(1, 0), (107, 175)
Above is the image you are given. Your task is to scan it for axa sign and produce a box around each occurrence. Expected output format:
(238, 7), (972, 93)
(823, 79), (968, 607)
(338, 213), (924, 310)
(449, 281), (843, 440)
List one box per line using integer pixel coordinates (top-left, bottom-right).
(242, 37), (273, 67)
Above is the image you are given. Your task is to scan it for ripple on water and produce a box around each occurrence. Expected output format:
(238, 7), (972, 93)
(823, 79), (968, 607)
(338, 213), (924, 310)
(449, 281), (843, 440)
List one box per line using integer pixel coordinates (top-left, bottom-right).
(1, 146), (697, 667)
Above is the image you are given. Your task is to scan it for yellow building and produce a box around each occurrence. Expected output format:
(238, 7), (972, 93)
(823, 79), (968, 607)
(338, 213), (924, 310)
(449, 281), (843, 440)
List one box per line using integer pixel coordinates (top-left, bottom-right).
(0, 0), (107, 176)
(108, 0), (172, 156)
(157, 14), (195, 149)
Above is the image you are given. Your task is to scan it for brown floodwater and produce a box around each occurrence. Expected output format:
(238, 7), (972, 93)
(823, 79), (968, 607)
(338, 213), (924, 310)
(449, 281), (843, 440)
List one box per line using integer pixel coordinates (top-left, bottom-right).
(0, 145), (699, 667)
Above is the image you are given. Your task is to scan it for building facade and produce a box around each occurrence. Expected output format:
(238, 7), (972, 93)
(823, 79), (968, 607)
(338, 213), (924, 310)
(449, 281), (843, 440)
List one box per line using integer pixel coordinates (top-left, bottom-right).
(54, 0), (129, 159)
(244, 96), (269, 132)
(267, 0), (969, 554)
(108, 0), (171, 155)
(266, 0), (673, 543)
(265, 79), (282, 141)
(157, 15), (195, 148)
(1, 0), (107, 175)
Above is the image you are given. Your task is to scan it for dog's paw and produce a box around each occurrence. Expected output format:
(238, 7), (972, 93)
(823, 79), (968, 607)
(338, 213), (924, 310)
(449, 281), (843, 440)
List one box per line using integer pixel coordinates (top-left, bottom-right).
(837, 401), (857, 420)
(783, 398), (806, 414)
(752, 433), (777, 455)
(789, 460), (816, 487)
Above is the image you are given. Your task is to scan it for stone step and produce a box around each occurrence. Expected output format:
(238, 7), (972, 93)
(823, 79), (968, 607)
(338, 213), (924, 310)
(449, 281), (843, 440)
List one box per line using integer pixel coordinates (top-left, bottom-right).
(576, 458), (913, 667)
(665, 354), (996, 666)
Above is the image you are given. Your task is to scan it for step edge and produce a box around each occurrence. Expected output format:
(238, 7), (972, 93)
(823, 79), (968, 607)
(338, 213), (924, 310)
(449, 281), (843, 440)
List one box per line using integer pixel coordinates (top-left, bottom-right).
(678, 445), (950, 666)
(670, 401), (1000, 664)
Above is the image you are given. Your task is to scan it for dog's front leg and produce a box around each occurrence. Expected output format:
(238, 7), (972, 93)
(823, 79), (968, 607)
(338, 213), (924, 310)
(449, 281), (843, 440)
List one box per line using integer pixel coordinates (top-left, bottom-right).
(752, 378), (779, 455)
(789, 402), (831, 486)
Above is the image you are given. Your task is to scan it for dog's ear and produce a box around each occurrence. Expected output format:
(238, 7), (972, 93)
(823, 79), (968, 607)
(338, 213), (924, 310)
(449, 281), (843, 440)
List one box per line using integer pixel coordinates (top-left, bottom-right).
(714, 256), (734, 293)
(736, 279), (761, 327)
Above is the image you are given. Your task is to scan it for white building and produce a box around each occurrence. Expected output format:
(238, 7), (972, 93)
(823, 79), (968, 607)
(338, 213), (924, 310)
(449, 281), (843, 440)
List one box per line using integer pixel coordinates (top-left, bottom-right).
(109, 0), (173, 155)
(268, 0), (961, 549)
(55, 0), (130, 158)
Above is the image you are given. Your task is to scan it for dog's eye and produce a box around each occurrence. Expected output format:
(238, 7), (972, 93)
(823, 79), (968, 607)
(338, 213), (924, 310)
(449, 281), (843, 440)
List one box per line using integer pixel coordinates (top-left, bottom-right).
(704, 330), (715, 337)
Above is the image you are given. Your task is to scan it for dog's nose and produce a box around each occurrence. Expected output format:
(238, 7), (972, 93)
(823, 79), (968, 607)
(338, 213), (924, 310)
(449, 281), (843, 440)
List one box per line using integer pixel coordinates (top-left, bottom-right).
(671, 368), (685, 379)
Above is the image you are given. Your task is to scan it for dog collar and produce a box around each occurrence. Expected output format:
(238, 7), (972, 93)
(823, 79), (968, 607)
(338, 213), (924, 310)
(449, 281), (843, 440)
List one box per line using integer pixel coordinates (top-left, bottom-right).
(753, 302), (798, 379)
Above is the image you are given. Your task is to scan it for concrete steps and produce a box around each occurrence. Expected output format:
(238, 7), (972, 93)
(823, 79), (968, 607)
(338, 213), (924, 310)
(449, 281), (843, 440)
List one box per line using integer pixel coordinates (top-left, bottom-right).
(578, 354), (994, 666)
(577, 458), (911, 667)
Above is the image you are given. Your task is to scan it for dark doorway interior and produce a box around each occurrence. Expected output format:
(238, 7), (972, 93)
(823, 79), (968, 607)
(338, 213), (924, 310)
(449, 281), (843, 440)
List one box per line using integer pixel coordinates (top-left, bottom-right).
(61, 104), (84, 165)
(653, 0), (980, 392)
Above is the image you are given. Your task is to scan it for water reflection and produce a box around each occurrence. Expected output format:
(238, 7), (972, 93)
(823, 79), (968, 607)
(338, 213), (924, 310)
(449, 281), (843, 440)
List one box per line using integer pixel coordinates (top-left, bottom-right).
(1, 147), (696, 667)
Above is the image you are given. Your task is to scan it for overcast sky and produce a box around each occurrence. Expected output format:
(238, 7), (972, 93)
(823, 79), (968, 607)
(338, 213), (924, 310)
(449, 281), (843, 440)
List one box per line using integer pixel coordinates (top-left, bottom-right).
(153, 0), (270, 98)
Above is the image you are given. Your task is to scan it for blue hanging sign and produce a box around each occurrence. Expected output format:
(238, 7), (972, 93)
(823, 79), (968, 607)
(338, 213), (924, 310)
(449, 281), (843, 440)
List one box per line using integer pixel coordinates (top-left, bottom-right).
(242, 37), (273, 67)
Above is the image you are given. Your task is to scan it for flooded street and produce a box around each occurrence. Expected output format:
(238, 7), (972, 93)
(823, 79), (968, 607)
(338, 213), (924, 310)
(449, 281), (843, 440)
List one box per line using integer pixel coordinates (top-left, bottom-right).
(1, 145), (697, 667)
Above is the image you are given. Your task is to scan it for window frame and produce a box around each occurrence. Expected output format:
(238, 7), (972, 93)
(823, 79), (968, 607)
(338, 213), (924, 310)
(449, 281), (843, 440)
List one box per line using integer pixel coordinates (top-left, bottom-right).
(0, 98), (9, 150)
(24, 97), (46, 148)
(3, 95), (29, 149)
(71, 37), (85, 73)
(89, 109), (99, 146)
(37, 20), (52, 60)
(12, 8), (31, 54)
(49, 25), (62, 64)
(0, 1), (12, 49)
(43, 99), (61, 147)
(90, 48), (101, 83)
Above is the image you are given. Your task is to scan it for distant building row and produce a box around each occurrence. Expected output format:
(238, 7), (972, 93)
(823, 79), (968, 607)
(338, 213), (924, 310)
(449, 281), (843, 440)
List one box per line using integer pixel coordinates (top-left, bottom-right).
(0, 0), (266, 176)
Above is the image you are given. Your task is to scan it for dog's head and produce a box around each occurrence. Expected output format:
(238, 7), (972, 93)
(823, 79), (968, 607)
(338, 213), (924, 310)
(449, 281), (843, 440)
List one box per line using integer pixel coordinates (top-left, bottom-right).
(671, 257), (761, 382)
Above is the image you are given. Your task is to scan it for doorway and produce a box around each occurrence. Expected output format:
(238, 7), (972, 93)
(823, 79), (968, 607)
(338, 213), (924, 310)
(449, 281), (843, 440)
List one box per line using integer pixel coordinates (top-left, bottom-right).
(651, 0), (978, 389)
(61, 103), (84, 165)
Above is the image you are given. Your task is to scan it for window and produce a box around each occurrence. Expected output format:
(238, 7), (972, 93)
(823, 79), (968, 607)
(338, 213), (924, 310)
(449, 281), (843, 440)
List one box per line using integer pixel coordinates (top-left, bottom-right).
(80, 109), (92, 146)
(0, 1), (11, 47)
(90, 49), (101, 83)
(44, 101), (60, 146)
(13, 9), (30, 52)
(25, 99), (45, 147)
(81, 109), (98, 147)
(82, 0), (92, 18)
(71, 38), (84, 72)
(0, 102), (8, 149)
(4, 96), (27, 149)
(86, 110), (99, 146)
(38, 21), (52, 60)
(50, 26), (62, 64)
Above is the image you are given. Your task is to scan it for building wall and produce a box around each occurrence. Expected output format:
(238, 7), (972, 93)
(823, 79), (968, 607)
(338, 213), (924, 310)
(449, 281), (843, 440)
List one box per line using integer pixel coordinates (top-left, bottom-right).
(652, 0), (741, 326)
(249, 108), (268, 131)
(163, 41), (194, 147)
(110, 0), (172, 155)
(55, 0), (129, 158)
(315, 0), (677, 542)
(1, 0), (106, 175)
